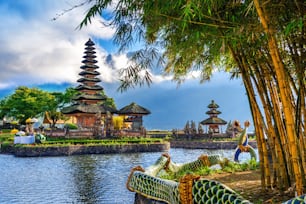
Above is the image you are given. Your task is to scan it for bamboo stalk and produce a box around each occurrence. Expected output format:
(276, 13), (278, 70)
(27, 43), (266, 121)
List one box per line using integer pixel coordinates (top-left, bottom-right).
(254, 0), (304, 195)
(227, 44), (267, 188)
(247, 62), (272, 188)
(267, 77), (291, 189)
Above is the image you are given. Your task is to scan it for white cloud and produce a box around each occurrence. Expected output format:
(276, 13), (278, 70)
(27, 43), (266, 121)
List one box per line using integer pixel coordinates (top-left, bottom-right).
(0, 0), (115, 89)
(97, 52), (174, 84)
(0, 0), (241, 90)
(98, 53), (124, 83)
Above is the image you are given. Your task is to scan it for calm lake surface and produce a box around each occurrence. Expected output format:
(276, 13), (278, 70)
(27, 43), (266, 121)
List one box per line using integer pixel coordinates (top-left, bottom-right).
(0, 148), (257, 204)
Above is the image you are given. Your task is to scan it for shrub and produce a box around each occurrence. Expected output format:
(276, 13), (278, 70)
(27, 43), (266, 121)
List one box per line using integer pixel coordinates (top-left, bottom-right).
(0, 141), (12, 152)
(1, 129), (12, 133)
(28, 137), (165, 146)
(221, 159), (259, 173)
(0, 133), (14, 143)
(64, 123), (78, 130)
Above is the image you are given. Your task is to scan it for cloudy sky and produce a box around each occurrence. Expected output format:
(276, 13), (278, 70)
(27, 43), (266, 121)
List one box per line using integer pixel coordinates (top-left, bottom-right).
(0, 0), (254, 131)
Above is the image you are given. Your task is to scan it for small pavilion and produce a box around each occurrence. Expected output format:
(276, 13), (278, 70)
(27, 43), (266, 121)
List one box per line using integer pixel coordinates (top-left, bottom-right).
(118, 102), (151, 131)
(200, 100), (227, 134)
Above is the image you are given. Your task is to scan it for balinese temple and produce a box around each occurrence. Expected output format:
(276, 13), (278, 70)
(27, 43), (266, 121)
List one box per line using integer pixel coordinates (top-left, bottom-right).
(61, 39), (117, 129)
(118, 102), (151, 131)
(200, 100), (227, 134)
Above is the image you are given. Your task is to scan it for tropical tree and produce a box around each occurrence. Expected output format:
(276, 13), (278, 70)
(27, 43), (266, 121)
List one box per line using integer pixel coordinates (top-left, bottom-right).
(184, 121), (190, 135)
(0, 99), (7, 119)
(77, 0), (305, 195)
(190, 120), (197, 135)
(0, 86), (57, 124)
(45, 88), (78, 128)
(51, 87), (78, 109)
(100, 90), (117, 109)
(44, 110), (68, 128)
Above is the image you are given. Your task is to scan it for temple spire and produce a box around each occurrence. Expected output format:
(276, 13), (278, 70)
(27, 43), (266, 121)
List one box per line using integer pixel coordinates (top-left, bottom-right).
(74, 38), (105, 104)
(61, 39), (117, 130)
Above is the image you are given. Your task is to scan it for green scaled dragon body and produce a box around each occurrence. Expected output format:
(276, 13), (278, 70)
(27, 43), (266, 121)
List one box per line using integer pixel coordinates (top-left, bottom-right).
(127, 153), (252, 204)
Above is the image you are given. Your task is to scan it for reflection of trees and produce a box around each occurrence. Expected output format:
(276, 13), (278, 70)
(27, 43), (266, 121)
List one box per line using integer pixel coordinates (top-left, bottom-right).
(69, 155), (100, 203)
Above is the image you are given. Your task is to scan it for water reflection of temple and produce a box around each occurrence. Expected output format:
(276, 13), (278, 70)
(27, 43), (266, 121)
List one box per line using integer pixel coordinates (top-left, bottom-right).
(61, 39), (150, 137)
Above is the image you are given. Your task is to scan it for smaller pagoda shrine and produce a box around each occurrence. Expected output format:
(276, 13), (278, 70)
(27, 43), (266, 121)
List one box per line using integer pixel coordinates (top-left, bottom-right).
(118, 102), (151, 131)
(200, 100), (227, 134)
(61, 39), (117, 130)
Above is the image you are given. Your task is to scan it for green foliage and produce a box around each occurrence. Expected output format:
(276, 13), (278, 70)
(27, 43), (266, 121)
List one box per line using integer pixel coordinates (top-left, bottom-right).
(221, 158), (259, 173)
(0, 141), (12, 152)
(99, 90), (117, 109)
(161, 166), (214, 181)
(50, 87), (77, 109)
(77, 0), (305, 108)
(1, 136), (164, 148)
(46, 110), (66, 128)
(1, 129), (12, 133)
(0, 86), (57, 124)
(79, 0), (112, 29)
(78, 0), (260, 90)
(284, 17), (304, 36)
(64, 123), (78, 130)
(35, 137), (164, 146)
(160, 158), (259, 181)
(0, 86), (80, 126)
(0, 133), (14, 143)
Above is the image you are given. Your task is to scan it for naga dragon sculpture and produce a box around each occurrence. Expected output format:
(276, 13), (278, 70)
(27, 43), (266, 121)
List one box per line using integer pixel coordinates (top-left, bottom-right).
(234, 120), (256, 162)
(127, 153), (305, 204)
(127, 153), (252, 203)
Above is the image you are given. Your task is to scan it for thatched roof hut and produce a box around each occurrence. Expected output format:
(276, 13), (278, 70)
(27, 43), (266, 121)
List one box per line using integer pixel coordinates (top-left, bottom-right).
(118, 102), (151, 115)
(118, 102), (150, 130)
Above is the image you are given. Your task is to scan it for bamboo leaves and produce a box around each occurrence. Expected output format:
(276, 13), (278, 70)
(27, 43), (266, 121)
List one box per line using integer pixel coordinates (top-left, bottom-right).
(78, 0), (306, 195)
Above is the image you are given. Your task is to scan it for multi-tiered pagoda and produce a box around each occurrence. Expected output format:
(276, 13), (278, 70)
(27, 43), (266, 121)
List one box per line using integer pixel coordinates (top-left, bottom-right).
(61, 39), (117, 129)
(200, 100), (227, 134)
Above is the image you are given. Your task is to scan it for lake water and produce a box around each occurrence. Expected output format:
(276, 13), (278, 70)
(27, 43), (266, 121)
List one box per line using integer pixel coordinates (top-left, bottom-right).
(0, 148), (257, 204)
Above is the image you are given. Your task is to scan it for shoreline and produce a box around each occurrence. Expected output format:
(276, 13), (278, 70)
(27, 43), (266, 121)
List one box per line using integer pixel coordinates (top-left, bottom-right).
(170, 139), (257, 149)
(0, 140), (257, 157)
(11, 142), (170, 157)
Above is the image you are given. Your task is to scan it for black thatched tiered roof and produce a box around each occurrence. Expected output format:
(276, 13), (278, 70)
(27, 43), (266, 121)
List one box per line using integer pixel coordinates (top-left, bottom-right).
(118, 102), (151, 115)
(79, 70), (100, 76)
(207, 100), (219, 109)
(205, 109), (221, 115)
(72, 93), (106, 101)
(80, 64), (99, 69)
(200, 100), (227, 125)
(62, 39), (116, 115)
(200, 117), (227, 125)
(77, 78), (101, 83)
(62, 103), (117, 114)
